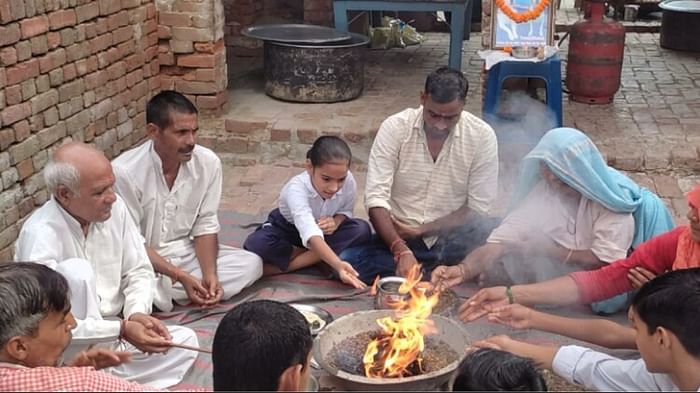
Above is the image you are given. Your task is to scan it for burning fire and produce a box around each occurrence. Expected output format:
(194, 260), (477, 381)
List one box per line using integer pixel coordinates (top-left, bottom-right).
(363, 265), (439, 378)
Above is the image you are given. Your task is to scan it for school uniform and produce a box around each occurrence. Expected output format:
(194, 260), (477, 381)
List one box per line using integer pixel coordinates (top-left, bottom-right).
(243, 171), (371, 271)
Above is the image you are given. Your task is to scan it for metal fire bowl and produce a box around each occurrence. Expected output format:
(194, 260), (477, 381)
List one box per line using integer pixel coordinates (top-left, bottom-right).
(313, 310), (469, 391)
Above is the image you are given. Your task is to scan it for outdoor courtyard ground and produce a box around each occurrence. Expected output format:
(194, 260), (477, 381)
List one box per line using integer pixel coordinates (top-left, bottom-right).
(180, 18), (699, 391)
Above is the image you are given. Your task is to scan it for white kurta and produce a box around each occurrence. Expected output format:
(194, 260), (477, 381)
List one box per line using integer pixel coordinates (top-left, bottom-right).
(487, 180), (635, 263)
(112, 140), (262, 311)
(553, 345), (694, 391)
(14, 196), (198, 388)
(278, 170), (357, 248)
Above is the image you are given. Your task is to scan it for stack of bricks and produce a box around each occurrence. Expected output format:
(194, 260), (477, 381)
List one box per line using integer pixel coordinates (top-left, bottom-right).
(222, 0), (263, 52)
(157, 0), (228, 112)
(0, 0), (160, 260)
(304, 0), (334, 26)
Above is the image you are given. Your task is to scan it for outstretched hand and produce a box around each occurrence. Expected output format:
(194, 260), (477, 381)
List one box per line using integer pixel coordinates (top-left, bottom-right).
(67, 348), (131, 370)
(336, 261), (367, 289)
(458, 286), (509, 322)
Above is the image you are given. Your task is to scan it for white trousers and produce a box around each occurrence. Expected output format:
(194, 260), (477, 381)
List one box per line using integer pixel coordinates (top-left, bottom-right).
(57, 259), (198, 389)
(153, 244), (263, 311)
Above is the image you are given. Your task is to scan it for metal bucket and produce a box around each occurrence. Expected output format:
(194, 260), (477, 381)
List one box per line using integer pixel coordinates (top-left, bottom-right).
(263, 32), (370, 103)
(659, 0), (700, 52)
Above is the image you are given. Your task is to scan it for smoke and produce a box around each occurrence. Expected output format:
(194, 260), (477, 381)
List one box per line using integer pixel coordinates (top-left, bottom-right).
(479, 91), (572, 286)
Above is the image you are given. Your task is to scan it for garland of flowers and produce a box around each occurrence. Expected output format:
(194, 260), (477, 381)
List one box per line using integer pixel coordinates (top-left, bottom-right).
(495, 0), (550, 23)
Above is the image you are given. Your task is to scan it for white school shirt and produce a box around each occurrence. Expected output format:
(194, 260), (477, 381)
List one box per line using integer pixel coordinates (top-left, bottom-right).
(365, 106), (499, 248)
(112, 140), (222, 257)
(278, 170), (357, 248)
(14, 196), (155, 341)
(487, 180), (634, 263)
(553, 345), (695, 391)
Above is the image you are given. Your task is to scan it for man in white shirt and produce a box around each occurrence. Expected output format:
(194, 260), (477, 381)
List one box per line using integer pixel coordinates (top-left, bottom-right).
(112, 91), (262, 311)
(472, 268), (700, 392)
(14, 142), (198, 388)
(340, 67), (500, 284)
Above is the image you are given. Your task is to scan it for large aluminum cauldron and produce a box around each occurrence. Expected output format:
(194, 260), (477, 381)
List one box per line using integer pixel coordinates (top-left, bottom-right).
(313, 310), (469, 391)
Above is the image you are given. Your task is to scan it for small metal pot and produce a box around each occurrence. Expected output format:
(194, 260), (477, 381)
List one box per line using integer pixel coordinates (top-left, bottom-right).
(374, 277), (409, 309)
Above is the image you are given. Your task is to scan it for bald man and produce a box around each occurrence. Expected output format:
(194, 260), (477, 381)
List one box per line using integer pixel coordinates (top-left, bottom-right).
(14, 142), (198, 388)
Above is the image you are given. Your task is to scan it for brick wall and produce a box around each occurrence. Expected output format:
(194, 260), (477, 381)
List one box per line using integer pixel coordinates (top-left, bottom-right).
(0, 0), (160, 260)
(156, 0), (228, 112)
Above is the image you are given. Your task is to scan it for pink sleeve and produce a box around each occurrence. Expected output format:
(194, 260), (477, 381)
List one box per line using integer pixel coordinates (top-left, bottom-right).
(569, 227), (683, 303)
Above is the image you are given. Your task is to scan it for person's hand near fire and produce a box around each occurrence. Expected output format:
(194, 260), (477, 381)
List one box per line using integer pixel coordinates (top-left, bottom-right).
(390, 215), (423, 277)
(430, 243), (508, 292)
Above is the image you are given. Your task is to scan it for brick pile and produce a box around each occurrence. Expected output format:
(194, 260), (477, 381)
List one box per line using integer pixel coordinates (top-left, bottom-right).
(0, 0), (160, 260)
(157, 0), (228, 112)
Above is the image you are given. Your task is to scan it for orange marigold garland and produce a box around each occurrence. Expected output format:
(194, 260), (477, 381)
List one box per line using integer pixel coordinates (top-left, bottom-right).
(495, 0), (550, 23)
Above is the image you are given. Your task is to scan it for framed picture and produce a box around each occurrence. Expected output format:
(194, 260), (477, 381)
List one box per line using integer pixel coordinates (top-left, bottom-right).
(491, 0), (556, 49)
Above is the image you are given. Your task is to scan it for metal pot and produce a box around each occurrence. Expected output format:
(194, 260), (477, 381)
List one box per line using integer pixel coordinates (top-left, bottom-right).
(374, 276), (409, 309)
(659, 1), (700, 52)
(263, 32), (370, 102)
(313, 310), (469, 391)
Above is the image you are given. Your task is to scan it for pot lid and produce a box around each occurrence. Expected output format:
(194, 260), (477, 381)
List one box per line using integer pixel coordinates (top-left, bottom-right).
(659, 0), (700, 12)
(242, 24), (352, 44)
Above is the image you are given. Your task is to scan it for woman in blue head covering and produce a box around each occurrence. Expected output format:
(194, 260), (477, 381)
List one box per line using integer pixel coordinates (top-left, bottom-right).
(432, 128), (674, 312)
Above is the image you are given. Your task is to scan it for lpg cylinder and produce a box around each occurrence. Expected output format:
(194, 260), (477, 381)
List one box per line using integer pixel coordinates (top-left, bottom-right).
(566, 0), (626, 104)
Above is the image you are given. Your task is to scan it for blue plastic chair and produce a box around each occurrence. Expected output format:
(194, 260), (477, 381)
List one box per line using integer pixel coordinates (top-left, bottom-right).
(483, 53), (563, 127)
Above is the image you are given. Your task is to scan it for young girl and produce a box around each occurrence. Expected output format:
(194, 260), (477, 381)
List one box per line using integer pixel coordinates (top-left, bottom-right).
(243, 136), (371, 289)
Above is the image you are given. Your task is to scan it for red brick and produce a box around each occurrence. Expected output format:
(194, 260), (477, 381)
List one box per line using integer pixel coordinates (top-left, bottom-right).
(16, 158), (34, 180)
(158, 52), (175, 66)
(177, 53), (216, 68)
(112, 25), (133, 44)
(0, 47), (17, 66)
(0, 24), (21, 46)
(76, 2), (100, 23)
(196, 91), (227, 109)
(6, 59), (40, 86)
(116, 40), (135, 58)
(48, 10), (77, 30)
(271, 128), (291, 141)
(5, 85), (22, 105)
(297, 129), (319, 144)
(62, 63), (77, 82)
(158, 25), (171, 39)
(107, 61), (127, 80)
(47, 31), (61, 49)
(99, 0), (122, 16)
(225, 119), (269, 134)
(1, 103), (31, 125)
(107, 11), (130, 30)
(89, 33), (113, 54)
(159, 11), (191, 27)
(0, 128), (15, 150)
(194, 68), (216, 82)
(38, 48), (67, 73)
(19, 16), (49, 39)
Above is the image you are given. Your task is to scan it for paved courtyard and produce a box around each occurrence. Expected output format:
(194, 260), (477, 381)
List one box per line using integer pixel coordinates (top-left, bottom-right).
(204, 30), (700, 226)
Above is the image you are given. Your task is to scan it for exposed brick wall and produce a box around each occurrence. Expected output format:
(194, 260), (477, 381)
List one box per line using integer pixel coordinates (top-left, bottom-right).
(156, 0), (228, 112)
(0, 0), (160, 260)
(304, 0), (333, 26)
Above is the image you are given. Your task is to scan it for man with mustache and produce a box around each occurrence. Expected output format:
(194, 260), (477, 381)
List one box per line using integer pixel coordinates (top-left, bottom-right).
(112, 91), (263, 311)
(341, 67), (500, 284)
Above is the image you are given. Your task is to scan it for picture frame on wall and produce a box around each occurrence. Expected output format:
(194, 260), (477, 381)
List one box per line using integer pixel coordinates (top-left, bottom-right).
(491, 0), (556, 49)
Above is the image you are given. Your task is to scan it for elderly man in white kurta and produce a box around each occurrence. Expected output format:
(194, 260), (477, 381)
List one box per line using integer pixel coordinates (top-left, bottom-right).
(112, 90), (262, 311)
(14, 142), (198, 389)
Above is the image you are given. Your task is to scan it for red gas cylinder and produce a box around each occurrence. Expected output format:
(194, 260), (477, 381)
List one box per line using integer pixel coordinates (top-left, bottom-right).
(566, 0), (626, 104)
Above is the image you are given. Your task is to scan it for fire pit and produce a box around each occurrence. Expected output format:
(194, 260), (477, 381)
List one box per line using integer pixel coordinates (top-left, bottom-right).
(313, 310), (469, 391)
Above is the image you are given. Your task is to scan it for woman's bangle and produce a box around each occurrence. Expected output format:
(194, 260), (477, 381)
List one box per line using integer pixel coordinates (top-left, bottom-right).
(393, 250), (413, 263)
(506, 286), (515, 304)
(457, 263), (470, 283)
(563, 249), (574, 264)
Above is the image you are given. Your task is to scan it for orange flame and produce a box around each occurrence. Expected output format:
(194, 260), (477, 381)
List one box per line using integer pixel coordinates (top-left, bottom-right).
(363, 264), (439, 378)
(369, 275), (380, 296)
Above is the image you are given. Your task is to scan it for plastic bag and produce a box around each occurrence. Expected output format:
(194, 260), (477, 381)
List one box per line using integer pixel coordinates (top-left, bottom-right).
(369, 16), (424, 49)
